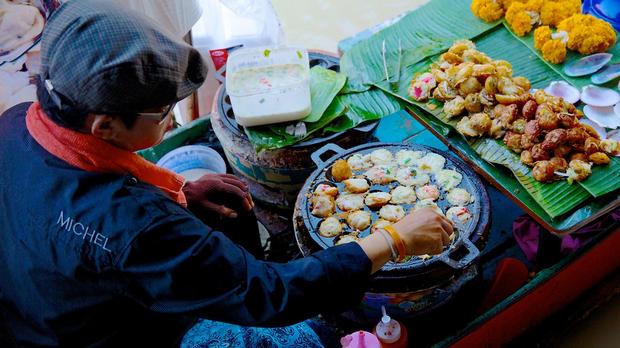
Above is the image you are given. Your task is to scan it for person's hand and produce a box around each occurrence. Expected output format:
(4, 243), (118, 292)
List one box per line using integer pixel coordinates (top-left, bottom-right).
(182, 173), (254, 220)
(393, 207), (453, 255)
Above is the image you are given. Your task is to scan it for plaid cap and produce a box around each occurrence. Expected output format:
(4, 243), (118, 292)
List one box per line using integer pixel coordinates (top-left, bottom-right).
(40, 0), (207, 115)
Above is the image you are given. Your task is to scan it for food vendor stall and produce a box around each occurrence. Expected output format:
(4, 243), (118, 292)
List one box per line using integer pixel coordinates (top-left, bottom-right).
(140, 0), (620, 346)
(2, 0), (619, 346)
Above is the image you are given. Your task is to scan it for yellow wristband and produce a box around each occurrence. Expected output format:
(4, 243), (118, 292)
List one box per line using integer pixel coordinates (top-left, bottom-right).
(384, 225), (406, 262)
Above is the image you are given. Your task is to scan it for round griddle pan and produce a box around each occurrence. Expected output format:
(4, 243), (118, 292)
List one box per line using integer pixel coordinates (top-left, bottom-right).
(294, 142), (491, 291)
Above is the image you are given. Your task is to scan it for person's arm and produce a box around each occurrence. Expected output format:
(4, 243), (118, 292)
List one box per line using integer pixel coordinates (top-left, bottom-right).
(357, 233), (392, 274)
(113, 207), (372, 327)
(182, 173), (453, 274)
(359, 207), (454, 273)
(113, 197), (451, 327)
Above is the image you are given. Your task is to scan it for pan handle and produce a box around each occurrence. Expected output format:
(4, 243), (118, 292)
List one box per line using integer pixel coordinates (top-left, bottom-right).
(352, 121), (377, 133)
(437, 238), (480, 270)
(311, 143), (346, 167)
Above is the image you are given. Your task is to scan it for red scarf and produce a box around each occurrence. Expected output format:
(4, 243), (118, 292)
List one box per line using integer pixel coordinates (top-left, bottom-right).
(26, 102), (187, 206)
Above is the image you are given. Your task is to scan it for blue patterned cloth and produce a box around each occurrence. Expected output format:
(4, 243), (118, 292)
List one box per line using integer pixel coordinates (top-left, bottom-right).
(181, 319), (324, 348)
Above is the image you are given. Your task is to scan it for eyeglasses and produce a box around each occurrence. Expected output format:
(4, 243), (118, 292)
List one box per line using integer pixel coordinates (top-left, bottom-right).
(136, 103), (176, 124)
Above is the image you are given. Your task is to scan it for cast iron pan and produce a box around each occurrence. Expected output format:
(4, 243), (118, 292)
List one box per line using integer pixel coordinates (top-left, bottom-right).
(294, 142), (491, 291)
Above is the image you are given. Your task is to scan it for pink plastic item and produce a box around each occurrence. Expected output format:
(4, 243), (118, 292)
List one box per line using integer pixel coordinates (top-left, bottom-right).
(340, 330), (381, 348)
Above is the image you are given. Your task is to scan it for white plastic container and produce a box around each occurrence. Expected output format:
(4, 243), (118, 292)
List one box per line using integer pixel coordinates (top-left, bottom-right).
(226, 46), (311, 127)
(156, 145), (227, 181)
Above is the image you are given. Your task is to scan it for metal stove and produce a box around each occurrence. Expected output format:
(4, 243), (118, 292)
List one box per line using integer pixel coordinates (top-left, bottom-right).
(211, 51), (379, 211)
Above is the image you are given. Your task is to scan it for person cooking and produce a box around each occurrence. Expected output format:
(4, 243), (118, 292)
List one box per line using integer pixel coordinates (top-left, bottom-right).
(0, 1), (454, 346)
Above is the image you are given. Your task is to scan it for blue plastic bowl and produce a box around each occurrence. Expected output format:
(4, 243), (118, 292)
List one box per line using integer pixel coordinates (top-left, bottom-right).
(583, 0), (620, 31)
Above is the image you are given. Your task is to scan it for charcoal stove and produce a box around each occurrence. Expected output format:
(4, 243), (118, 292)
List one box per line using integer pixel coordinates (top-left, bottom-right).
(211, 51), (379, 210)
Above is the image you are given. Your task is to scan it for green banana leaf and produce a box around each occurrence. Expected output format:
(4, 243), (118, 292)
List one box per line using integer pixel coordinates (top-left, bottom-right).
(469, 138), (591, 217)
(403, 91), (592, 218)
(243, 127), (296, 152)
(302, 66), (347, 122)
(503, 22), (620, 90)
(407, 104), (619, 230)
(370, 25), (620, 221)
(406, 103), (556, 219)
(582, 158), (620, 197)
(244, 87), (402, 151)
(244, 97), (346, 152)
(244, 65), (347, 151)
(375, 26), (562, 100)
(339, 0), (499, 92)
(324, 88), (404, 133)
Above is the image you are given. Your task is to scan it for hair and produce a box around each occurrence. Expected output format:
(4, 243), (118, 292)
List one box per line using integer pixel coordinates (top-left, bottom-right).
(36, 77), (138, 130)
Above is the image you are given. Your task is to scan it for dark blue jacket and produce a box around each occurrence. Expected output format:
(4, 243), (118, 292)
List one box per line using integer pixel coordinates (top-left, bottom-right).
(0, 103), (371, 347)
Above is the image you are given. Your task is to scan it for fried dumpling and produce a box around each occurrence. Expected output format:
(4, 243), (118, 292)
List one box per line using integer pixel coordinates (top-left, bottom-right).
(390, 186), (416, 204)
(311, 195), (335, 218)
(346, 210), (372, 231)
(370, 149), (394, 165)
(567, 159), (592, 184)
(365, 165), (397, 184)
(319, 216), (343, 237)
(347, 154), (373, 171)
(395, 150), (425, 166)
(415, 185), (440, 201)
(364, 192), (392, 209)
(446, 206), (472, 224)
(336, 193), (366, 211)
(418, 153), (446, 173)
(343, 178), (370, 193)
(436, 169), (463, 191)
(314, 183), (339, 197)
(396, 167), (430, 187)
(379, 204), (406, 222)
(447, 188), (474, 206)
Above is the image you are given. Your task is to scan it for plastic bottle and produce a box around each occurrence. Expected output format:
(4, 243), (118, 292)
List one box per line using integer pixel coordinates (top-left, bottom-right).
(373, 306), (409, 348)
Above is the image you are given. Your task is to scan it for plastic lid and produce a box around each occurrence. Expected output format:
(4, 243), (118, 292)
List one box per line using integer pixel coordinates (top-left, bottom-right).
(583, 0), (620, 31)
(340, 331), (381, 348)
(375, 306), (401, 344)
